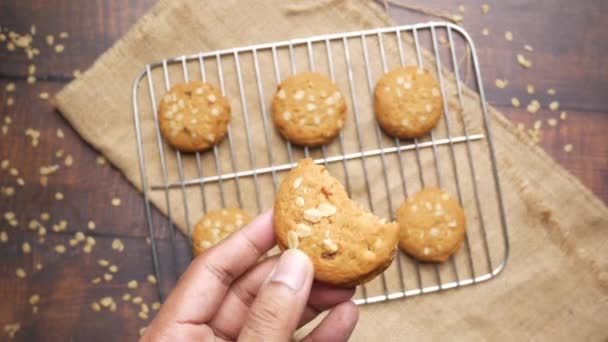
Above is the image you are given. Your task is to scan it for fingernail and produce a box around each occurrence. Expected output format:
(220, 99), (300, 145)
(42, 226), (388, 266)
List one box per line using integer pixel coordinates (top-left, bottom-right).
(270, 249), (310, 291)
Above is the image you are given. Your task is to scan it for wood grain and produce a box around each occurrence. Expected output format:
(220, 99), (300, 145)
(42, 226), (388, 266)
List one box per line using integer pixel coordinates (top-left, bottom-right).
(0, 0), (606, 340)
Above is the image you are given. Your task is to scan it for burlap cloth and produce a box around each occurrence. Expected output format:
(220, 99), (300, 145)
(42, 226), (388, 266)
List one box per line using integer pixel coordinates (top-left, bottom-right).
(55, 0), (607, 340)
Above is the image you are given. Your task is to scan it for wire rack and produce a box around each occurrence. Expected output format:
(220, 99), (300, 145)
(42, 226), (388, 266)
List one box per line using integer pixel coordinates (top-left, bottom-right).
(132, 22), (509, 304)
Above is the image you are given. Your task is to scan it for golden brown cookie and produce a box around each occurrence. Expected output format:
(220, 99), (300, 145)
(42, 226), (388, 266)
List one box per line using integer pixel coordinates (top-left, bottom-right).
(272, 72), (347, 146)
(273, 158), (399, 287)
(191, 208), (251, 257)
(374, 66), (443, 139)
(158, 81), (231, 152)
(396, 187), (466, 263)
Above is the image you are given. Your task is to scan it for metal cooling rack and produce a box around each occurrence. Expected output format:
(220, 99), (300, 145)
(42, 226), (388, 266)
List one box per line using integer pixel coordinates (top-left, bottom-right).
(132, 22), (509, 304)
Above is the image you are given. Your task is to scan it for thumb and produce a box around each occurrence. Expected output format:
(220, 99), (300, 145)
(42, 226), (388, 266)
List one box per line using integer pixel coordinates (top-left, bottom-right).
(238, 249), (314, 342)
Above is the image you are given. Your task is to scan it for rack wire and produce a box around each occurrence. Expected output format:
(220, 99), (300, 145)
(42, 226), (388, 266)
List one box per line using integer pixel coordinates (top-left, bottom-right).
(132, 22), (509, 304)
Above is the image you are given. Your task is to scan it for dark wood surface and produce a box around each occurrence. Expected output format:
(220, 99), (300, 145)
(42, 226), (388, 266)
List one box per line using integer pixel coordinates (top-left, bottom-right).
(0, 0), (606, 340)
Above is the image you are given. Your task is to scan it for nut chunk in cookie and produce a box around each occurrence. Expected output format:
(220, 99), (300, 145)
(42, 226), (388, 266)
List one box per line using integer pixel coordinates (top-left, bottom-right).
(158, 81), (231, 152)
(273, 158), (398, 287)
(272, 72), (347, 146)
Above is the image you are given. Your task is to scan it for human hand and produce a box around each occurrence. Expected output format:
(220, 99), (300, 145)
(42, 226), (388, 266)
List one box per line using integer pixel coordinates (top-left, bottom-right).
(141, 210), (359, 341)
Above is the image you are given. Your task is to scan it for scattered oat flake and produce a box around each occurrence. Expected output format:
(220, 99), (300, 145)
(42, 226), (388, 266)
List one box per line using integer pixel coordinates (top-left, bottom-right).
(28, 64), (36, 74)
(55, 244), (66, 254)
(27, 75), (36, 84)
(112, 238), (124, 252)
(4, 322), (20, 339)
(481, 27), (489, 36)
(59, 32), (69, 39)
(5, 83), (15, 92)
(563, 144), (573, 152)
(504, 31), (513, 41)
(6, 97), (15, 106)
(1, 231), (8, 243)
(526, 84), (535, 94)
(458, 4), (465, 13)
(22, 242), (31, 253)
(147, 274), (157, 284)
(55, 192), (64, 200)
(39, 92), (49, 100)
(41, 212), (50, 221)
(40, 164), (60, 175)
(533, 120), (542, 130)
(526, 100), (541, 114)
(560, 111), (568, 120)
(495, 78), (508, 89)
(547, 118), (558, 127)
(56, 129), (65, 139)
(91, 302), (101, 312)
(46, 35), (54, 46)
(16, 178), (24, 186)
(511, 97), (520, 108)
(29, 294), (40, 305)
(524, 44), (534, 52)
(64, 155), (73, 166)
(111, 197), (121, 206)
(517, 54), (533, 68)
(88, 220), (96, 230)
(128, 280), (138, 289)
(549, 101), (560, 111)
(481, 3), (490, 13)
(16, 268), (27, 278)
(547, 88), (556, 95)
(96, 156), (107, 165)
(54, 44), (65, 53)
(73, 69), (82, 78)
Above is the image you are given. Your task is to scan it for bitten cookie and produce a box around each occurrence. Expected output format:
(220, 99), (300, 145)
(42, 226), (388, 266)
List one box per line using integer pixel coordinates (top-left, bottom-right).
(273, 158), (399, 287)
(396, 187), (466, 262)
(272, 72), (347, 146)
(191, 208), (251, 257)
(374, 66), (443, 139)
(158, 81), (231, 152)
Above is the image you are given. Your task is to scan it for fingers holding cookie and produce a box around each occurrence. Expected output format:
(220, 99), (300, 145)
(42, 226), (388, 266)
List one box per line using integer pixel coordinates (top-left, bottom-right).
(273, 158), (399, 287)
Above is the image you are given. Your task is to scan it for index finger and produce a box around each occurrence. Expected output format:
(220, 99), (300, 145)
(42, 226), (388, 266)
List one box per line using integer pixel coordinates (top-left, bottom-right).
(155, 209), (276, 325)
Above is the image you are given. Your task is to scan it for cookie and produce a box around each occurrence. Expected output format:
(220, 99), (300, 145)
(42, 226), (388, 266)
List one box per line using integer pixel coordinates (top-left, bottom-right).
(158, 81), (231, 152)
(272, 72), (347, 146)
(374, 66), (443, 139)
(191, 208), (251, 257)
(273, 158), (399, 287)
(396, 187), (466, 262)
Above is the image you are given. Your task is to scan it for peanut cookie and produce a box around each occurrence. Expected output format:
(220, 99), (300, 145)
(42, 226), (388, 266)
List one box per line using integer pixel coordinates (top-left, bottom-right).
(272, 72), (347, 146)
(374, 66), (443, 139)
(396, 187), (466, 262)
(158, 81), (231, 152)
(273, 158), (399, 286)
(191, 208), (251, 257)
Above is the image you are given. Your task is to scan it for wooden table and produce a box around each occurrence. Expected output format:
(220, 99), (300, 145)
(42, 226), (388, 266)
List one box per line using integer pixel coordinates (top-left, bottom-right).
(0, 0), (606, 340)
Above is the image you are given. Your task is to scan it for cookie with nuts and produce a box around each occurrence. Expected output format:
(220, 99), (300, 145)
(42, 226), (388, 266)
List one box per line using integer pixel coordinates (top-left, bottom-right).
(158, 81), (231, 152)
(191, 208), (251, 257)
(374, 66), (443, 139)
(272, 72), (347, 146)
(396, 187), (466, 263)
(273, 158), (399, 287)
